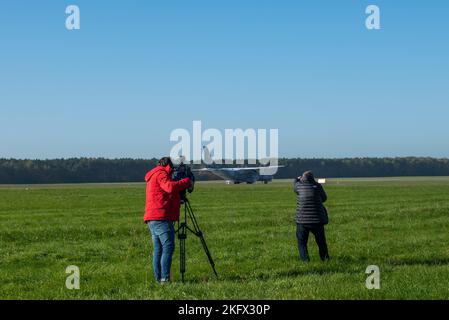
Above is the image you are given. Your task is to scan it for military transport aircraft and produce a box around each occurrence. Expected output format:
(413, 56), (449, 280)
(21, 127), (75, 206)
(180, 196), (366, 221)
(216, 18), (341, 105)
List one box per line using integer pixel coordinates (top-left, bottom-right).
(193, 147), (284, 184)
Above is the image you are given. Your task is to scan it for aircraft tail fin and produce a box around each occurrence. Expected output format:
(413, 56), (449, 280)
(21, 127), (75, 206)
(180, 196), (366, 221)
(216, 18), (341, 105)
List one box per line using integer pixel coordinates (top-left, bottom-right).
(202, 146), (216, 168)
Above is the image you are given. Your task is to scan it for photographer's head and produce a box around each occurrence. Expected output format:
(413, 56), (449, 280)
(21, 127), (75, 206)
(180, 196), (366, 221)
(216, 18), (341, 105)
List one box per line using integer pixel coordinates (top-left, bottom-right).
(158, 157), (174, 169)
(301, 170), (316, 183)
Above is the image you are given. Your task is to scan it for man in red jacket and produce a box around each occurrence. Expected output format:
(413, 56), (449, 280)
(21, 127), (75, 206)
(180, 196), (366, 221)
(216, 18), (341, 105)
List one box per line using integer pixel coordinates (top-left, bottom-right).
(144, 157), (191, 283)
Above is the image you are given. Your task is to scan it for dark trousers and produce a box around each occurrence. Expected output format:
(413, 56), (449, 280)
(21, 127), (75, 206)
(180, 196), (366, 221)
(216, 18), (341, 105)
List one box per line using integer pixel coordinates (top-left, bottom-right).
(296, 224), (329, 261)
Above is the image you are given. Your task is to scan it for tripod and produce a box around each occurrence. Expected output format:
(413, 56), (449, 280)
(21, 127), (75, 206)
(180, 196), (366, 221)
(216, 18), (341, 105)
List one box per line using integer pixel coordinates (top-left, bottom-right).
(176, 197), (218, 282)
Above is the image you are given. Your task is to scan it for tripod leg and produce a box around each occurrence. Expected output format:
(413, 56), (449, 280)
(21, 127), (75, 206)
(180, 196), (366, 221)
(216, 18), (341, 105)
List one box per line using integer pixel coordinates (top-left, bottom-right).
(199, 235), (218, 277)
(180, 236), (185, 282)
(178, 223), (187, 283)
(185, 200), (218, 278)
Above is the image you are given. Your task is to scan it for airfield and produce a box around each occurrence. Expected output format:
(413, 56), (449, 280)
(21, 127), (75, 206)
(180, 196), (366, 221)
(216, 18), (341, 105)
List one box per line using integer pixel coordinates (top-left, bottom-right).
(1, 177), (449, 299)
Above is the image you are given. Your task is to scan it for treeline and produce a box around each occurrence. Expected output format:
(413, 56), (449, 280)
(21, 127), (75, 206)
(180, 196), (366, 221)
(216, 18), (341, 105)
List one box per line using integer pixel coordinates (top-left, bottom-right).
(0, 158), (158, 184)
(0, 157), (449, 184)
(276, 157), (449, 179)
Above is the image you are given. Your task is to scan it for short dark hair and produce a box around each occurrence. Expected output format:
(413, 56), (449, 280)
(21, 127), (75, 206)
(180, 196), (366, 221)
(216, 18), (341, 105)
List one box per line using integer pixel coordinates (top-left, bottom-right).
(158, 157), (173, 168)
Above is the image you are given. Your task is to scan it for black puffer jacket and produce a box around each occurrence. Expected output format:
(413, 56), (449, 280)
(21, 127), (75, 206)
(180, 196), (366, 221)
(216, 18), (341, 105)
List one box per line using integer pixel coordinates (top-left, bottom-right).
(293, 177), (328, 225)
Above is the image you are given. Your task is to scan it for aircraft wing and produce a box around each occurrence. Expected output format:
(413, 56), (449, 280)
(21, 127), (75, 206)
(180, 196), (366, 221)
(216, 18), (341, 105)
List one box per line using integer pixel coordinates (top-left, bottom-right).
(193, 166), (284, 182)
(193, 165), (284, 172)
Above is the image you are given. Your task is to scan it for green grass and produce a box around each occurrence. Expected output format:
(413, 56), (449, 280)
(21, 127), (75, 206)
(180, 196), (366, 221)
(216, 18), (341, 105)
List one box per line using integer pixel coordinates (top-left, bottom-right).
(1, 177), (449, 299)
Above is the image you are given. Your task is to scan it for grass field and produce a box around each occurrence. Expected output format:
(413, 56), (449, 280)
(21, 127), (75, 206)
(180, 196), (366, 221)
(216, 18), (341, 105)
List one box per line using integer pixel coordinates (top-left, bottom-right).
(1, 177), (449, 299)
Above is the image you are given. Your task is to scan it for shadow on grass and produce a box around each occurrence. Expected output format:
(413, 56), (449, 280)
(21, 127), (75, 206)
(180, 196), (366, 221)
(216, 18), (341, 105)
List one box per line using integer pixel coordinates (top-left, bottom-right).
(225, 256), (368, 282)
(173, 256), (449, 283)
(388, 256), (449, 267)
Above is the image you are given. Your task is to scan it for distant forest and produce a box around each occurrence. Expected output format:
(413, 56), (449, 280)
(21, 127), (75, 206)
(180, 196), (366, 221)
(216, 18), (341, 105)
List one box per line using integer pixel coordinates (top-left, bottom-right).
(1, 157), (449, 184)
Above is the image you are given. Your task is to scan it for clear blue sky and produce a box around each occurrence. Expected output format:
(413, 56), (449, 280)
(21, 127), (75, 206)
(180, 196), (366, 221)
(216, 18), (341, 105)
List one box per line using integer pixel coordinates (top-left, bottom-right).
(1, 1), (448, 159)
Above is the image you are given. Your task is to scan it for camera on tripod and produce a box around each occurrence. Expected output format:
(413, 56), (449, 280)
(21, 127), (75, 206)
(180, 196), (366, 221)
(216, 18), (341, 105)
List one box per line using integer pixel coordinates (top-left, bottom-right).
(171, 157), (195, 201)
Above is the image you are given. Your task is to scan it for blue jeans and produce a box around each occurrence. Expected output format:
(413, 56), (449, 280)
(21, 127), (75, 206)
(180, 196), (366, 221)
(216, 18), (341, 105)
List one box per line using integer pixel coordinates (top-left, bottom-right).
(147, 220), (175, 282)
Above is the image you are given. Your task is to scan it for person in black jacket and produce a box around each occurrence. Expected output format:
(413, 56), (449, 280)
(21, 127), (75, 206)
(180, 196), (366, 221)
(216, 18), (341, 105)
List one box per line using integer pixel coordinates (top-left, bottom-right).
(293, 171), (330, 262)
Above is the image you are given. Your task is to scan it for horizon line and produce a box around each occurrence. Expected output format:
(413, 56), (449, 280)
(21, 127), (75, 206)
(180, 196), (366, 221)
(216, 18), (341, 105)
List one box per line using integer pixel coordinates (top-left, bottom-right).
(1, 156), (449, 161)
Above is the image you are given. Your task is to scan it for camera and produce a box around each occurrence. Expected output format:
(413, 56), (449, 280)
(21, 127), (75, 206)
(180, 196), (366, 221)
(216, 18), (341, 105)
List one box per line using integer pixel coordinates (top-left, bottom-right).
(172, 157), (195, 200)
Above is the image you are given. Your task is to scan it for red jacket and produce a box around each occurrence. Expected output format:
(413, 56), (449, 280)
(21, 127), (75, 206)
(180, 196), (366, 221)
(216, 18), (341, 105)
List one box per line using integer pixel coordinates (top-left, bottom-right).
(144, 165), (191, 222)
